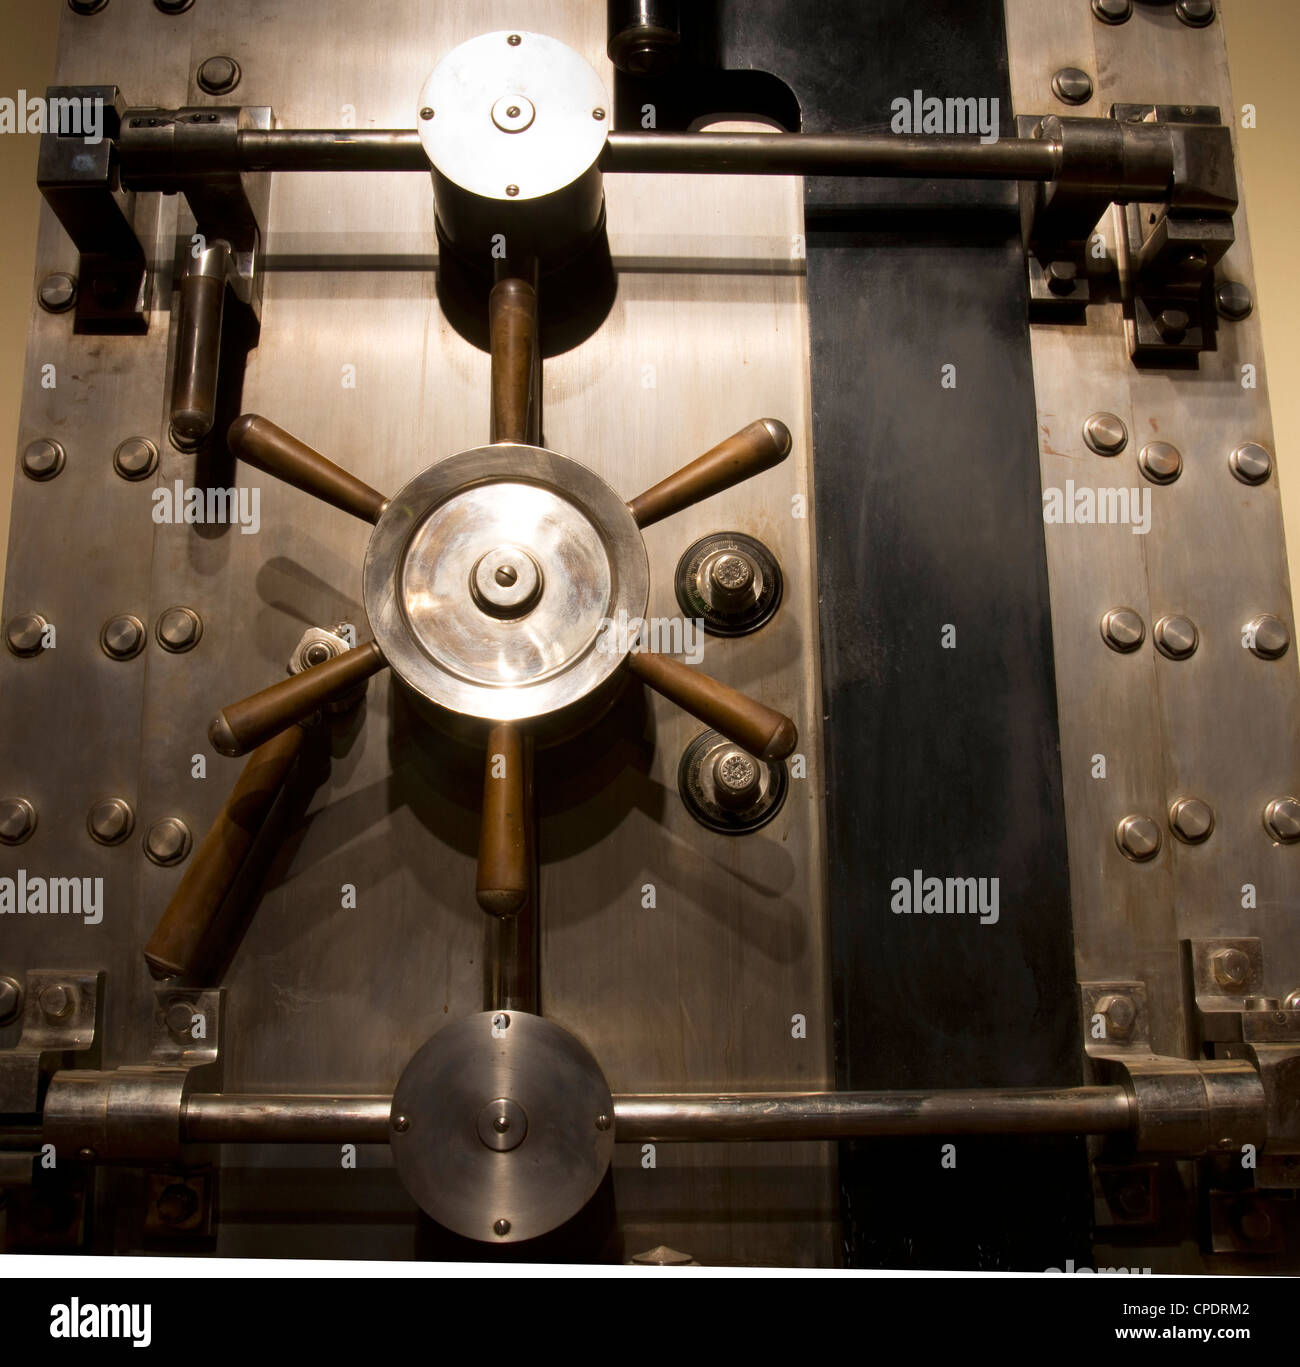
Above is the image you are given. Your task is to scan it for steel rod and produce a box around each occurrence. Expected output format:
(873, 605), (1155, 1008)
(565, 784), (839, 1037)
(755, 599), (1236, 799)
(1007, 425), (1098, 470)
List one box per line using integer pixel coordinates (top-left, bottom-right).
(232, 129), (1065, 181)
(182, 1085), (1132, 1144)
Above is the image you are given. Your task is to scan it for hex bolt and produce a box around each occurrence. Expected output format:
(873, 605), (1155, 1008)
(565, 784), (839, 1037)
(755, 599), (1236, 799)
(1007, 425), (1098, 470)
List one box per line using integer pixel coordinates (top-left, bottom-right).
(197, 55), (241, 95)
(1216, 279), (1253, 321)
(1095, 993), (1136, 1040)
(0, 798), (37, 846)
(39, 982), (76, 1021)
(1139, 441), (1182, 485)
(144, 816), (192, 866)
(1229, 443), (1272, 486)
(1046, 259), (1078, 295)
(1101, 607), (1144, 654)
(1083, 412), (1127, 456)
(113, 436), (158, 480)
(1116, 814), (1161, 862)
(38, 272), (78, 313)
(1210, 947), (1251, 992)
(1263, 797), (1300, 844)
(165, 999), (197, 1037)
(22, 439), (65, 481)
(1246, 614), (1290, 661)
(156, 606), (203, 653)
(493, 1218), (511, 1236)
(87, 797), (134, 846)
(100, 614), (146, 660)
(0, 975), (23, 1025)
(1169, 797), (1214, 844)
(713, 749), (762, 810)
(1176, 0), (1215, 26)
(5, 612), (49, 657)
(1153, 615), (1198, 661)
(1051, 68), (1093, 105)
(1092, 0), (1132, 23)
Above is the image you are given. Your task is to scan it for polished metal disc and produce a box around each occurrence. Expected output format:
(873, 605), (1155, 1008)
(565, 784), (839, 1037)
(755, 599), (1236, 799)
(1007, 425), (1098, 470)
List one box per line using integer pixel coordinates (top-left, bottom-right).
(389, 1011), (615, 1243)
(363, 444), (648, 728)
(417, 31), (608, 204)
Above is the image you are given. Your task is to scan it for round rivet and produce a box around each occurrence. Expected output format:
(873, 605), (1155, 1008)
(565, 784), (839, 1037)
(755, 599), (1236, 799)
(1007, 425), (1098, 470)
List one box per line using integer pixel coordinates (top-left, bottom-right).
(38, 272), (78, 313)
(1101, 607), (1145, 653)
(154, 0), (195, 12)
(1051, 68), (1093, 105)
(0, 798), (37, 846)
(505, 184), (520, 196)
(1246, 614), (1289, 660)
(113, 436), (158, 480)
(1216, 280), (1253, 321)
(392, 1114), (410, 1133)
(165, 999), (196, 1037)
(1264, 797), (1300, 844)
(87, 797), (134, 846)
(592, 107), (606, 121)
(40, 983), (76, 1021)
(419, 106), (434, 120)
(1092, 0), (1132, 23)
(144, 816), (192, 866)
(5, 612), (49, 658)
(1083, 412), (1127, 456)
(1095, 993), (1136, 1039)
(1153, 614), (1198, 660)
(1116, 814), (1161, 862)
(156, 606), (203, 653)
(506, 33), (522, 45)
(69, 0), (110, 13)
(595, 1113), (612, 1132)
(22, 439), (65, 481)
(1139, 442), (1182, 484)
(492, 1012), (510, 1031)
(1229, 443), (1271, 486)
(1175, 0), (1215, 26)
(1169, 797), (1214, 844)
(493, 1218), (511, 1236)
(197, 55), (240, 95)
(100, 614), (146, 660)
(0, 975), (22, 1025)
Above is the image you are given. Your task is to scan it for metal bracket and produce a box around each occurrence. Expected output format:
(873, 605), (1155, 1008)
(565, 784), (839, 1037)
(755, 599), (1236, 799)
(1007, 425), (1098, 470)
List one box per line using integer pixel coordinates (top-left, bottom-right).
(0, 970), (103, 1120)
(36, 87), (152, 334)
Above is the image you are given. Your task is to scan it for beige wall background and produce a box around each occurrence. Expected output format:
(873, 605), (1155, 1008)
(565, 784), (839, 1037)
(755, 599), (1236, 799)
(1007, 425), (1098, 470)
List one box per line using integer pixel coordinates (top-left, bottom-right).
(0, 1), (1296, 600)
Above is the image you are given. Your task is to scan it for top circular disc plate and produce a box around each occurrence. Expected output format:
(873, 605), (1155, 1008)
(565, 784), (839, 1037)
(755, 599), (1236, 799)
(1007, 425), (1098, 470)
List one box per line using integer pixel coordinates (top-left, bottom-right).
(363, 444), (648, 727)
(418, 30), (609, 202)
(389, 1011), (615, 1243)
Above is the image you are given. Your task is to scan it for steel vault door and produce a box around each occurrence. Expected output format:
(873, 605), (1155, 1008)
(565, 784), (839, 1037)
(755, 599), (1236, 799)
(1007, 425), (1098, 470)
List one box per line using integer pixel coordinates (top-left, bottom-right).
(1, 0), (834, 1264)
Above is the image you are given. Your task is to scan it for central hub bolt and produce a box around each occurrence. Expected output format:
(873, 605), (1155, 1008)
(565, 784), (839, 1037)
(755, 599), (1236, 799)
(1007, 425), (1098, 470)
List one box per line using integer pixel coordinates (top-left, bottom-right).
(471, 546), (542, 618)
(476, 1097), (528, 1152)
(491, 93), (536, 133)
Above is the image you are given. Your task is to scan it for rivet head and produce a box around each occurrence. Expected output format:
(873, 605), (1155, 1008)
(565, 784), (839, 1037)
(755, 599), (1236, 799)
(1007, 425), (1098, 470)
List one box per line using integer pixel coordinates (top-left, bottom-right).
(38, 272), (78, 313)
(197, 55), (241, 95)
(87, 797), (134, 846)
(1216, 279), (1253, 321)
(1246, 614), (1290, 660)
(1156, 308), (1191, 342)
(1153, 614), (1198, 661)
(592, 107), (606, 120)
(5, 612), (49, 657)
(595, 1113), (612, 1132)
(1092, 0), (1132, 23)
(392, 1113), (410, 1133)
(1169, 797), (1214, 844)
(1212, 947), (1252, 990)
(1263, 797), (1300, 844)
(154, 0), (195, 13)
(1083, 412), (1127, 456)
(1046, 259), (1078, 294)
(419, 106), (434, 120)
(156, 606), (202, 653)
(0, 797), (37, 846)
(0, 975), (22, 1025)
(493, 1218), (511, 1236)
(1229, 443), (1271, 485)
(1101, 607), (1145, 653)
(506, 33), (522, 45)
(113, 436), (158, 480)
(505, 184), (520, 196)
(144, 816), (192, 866)
(1095, 993), (1136, 1039)
(39, 982), (76, 1021)
(68, 0), (110, 13)
(100, 614), (146, 660)
(1175, 0), (1215, 26)
(164, 999), (196, 1037)
(22, 439), (65, 481)
(1051, 68), (1093, 105)
(1139, 441), (1182, 484)
(1116, 814), (1161, 862)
